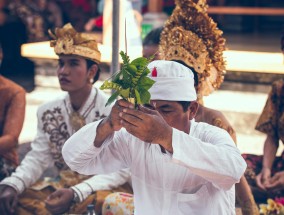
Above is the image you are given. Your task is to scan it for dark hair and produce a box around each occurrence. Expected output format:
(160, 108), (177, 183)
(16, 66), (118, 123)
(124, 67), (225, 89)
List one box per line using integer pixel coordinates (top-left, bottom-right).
(143, 26), (164, 46)
(171, 60), (199, 86)
(177, 101), (191, 112)
(86, 59), (100, 84)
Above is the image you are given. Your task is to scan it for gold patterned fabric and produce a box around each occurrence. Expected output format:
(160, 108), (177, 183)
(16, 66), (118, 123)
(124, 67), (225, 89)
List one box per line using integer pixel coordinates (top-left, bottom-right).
(159, 0), (226, 99)
(0, 76), (25, 180)
(49, 23), (101, 64)
(243, 79), (284, 203)
(255, 79), (284, 143)
(16, 170), (132, 215)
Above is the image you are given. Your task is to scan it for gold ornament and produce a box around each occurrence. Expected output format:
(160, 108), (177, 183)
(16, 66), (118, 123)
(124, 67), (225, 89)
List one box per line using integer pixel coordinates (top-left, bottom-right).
(49, 23), (101, 64)
(160, 0), (226, 98)
(69, 111), (86, 132)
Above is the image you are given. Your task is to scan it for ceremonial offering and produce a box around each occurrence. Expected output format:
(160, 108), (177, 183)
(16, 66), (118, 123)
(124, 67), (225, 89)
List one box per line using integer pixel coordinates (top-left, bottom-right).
(100, 51), (155, 108)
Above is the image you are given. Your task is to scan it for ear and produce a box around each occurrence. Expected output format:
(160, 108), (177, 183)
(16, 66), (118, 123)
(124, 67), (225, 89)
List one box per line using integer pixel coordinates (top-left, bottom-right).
(87, 64), (98, 80)
(188, 101), (199, 120)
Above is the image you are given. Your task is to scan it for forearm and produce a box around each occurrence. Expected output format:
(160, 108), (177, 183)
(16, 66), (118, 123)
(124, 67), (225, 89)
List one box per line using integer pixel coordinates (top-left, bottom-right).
(0, 135), (18, 154)
(0, 91), (25, 153)
(94, 117), (115, 147)
(71, 169), (131, 202)
(262, 135), (278, 169)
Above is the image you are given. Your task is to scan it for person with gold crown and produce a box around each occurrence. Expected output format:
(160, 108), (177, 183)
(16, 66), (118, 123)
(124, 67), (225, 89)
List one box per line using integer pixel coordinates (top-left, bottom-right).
(0, 23), (132, 215)
(100, 0), (259, 214)
(159, 0), (259, 214)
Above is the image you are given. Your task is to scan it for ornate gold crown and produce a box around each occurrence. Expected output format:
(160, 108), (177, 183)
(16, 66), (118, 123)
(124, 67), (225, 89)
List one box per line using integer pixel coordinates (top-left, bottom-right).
(49, 23), (101, 64)
(160, 0), (226, 98)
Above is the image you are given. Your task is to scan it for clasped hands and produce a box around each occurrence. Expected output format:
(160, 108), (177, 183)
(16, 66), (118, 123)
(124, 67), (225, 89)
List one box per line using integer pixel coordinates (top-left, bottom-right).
(256, 168), (284, 193)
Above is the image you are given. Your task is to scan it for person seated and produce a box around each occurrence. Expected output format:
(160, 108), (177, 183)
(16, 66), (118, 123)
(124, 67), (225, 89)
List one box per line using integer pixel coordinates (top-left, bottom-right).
(0, 74), (25, 181)
(102, 1), (259, 213)
(0, 23), (132, 215)
(62, 59), (247, 214)
(242, 78), (284, 203)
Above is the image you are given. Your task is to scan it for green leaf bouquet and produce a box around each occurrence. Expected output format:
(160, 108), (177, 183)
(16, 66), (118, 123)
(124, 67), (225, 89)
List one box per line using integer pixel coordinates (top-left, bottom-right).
(100, 51), (155, 108)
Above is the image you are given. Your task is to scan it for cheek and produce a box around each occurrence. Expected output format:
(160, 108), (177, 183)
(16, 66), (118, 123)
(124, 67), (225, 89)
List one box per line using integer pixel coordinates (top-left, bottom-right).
(162, 114), (180, 127)
(73, 69), (88, 81)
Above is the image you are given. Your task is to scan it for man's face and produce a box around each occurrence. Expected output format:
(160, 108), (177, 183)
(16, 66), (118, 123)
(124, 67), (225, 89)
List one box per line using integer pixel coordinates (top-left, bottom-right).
(57, 55), (91, 92)
(143, 45), (161, 60)
(147, 100), (191, 133)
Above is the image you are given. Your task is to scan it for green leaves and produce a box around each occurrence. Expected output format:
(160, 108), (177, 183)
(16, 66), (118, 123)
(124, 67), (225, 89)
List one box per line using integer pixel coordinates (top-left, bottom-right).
(100, 51), (155, 107)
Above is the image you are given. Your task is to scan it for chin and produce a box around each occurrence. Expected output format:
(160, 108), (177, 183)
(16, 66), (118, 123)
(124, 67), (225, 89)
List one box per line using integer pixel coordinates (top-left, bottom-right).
(60, 86), (70, 92)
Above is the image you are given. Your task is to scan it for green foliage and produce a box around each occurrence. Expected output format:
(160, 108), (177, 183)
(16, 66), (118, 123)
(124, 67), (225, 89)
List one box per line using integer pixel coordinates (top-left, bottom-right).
(100, 51), (155, 107)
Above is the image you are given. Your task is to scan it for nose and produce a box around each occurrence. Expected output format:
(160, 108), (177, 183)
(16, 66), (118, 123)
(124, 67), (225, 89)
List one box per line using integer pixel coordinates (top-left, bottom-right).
(58, 65), (70, 75)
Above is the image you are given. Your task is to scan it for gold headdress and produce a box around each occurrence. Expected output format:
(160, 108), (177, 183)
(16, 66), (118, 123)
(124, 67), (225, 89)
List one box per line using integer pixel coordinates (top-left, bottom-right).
(49, 23), (101, 64)
(160, 0), (226, 99)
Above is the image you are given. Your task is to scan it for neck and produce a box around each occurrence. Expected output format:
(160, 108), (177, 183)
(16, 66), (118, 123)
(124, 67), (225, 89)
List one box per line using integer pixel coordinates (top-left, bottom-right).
(195, 104), (204, 122)
(69, 85), (92, 111)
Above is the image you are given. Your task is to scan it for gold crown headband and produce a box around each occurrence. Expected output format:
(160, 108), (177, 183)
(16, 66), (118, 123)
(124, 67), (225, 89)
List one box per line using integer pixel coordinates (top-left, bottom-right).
(160, 0), (226, 98)
(49, 23), (101, 64)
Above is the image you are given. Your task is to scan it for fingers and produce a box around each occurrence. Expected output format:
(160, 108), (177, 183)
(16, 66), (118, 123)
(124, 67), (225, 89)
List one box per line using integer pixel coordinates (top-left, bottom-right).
(265, 173), (281, 191)
(255, 174), (267, 191)
(117, 100), (134, 109)
(45, 189), (74, 214)
(11, 195), (18, 213)
(0, 186), (18, 215)
(46, 190), (61, 201)
(138, 105), (157, 114)
(269, 172), (280, 184)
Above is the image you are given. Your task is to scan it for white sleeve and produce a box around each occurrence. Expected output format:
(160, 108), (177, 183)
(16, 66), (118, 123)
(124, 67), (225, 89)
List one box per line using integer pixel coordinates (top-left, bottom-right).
(0, 109), (54, 193)
(171, 126), (247, 191)
(62, 120), (131, 176)
(71, 168), (131, 202)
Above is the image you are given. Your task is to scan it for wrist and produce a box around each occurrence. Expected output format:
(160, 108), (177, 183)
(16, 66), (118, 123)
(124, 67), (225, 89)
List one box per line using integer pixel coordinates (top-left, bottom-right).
(70, 188), (80, 204)
(94, 117), (114, 147)
(158, 127), (173, 153)
(262, 166), (271, 171)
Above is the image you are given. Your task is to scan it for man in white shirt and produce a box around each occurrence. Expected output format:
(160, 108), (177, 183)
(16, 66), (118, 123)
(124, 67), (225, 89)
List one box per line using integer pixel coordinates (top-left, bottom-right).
(63, 60), (247, 215)
(0, 23), (132, 215)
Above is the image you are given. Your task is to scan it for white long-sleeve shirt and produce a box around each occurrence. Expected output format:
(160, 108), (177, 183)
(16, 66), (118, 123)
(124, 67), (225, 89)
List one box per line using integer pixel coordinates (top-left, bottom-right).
(62, 119), (247, 215)
(0, 88), (131, 201)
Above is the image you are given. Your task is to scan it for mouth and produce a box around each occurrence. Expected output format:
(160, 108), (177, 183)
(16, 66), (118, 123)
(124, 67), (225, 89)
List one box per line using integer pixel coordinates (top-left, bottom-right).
(59, 78), (71, 84)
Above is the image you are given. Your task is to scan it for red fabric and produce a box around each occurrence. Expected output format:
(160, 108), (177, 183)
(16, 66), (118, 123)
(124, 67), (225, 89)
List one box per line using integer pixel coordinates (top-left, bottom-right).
(93, 15), (103, 28)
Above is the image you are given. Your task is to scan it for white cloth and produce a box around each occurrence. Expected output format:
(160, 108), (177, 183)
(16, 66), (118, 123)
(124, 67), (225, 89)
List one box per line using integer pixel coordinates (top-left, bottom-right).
(147, 60), (197, 101)
(62, 120), (247, 215)
(0, 87), (130, 201)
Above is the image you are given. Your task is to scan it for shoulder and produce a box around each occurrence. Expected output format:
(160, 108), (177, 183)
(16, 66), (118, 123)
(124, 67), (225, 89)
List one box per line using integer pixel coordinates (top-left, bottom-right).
(37, 94), (66, 114)
(271, 79), (284, 88)
(269, 79), (284, 97)
(191, 120), (226, 135)
(0, 76), (25, 97)
(200, 106), (232, 129)
(199, 106), (236, 142)
(191, 120), (234, 143)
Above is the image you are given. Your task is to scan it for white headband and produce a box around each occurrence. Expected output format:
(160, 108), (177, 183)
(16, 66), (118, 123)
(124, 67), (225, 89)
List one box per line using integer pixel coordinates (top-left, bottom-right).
(147, 60), (197, 101)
